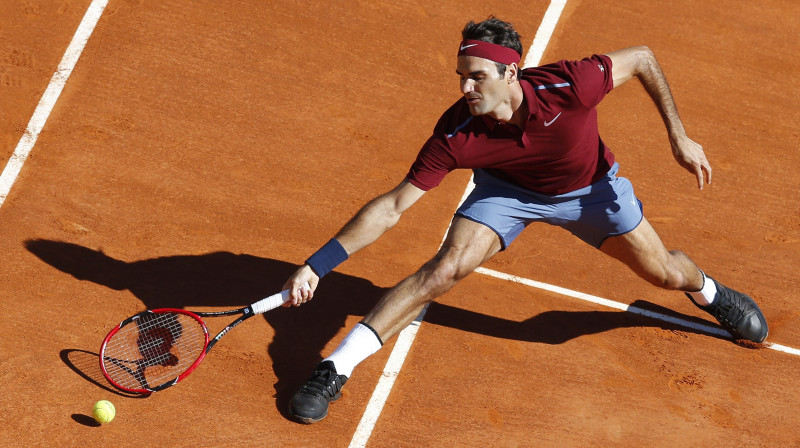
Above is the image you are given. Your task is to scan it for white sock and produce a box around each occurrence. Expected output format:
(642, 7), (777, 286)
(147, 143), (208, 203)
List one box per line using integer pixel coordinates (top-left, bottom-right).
(324, 323), (382, 378)
(687, 271), (717, 306)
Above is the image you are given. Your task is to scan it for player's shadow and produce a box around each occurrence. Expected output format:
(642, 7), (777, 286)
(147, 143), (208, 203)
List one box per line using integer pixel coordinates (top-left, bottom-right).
(26, 239), (725, 419)
(424, 300), (724, 345)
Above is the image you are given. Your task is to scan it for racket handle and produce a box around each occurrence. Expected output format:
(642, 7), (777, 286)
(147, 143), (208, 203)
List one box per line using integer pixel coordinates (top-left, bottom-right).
(251, 282), (310, 315)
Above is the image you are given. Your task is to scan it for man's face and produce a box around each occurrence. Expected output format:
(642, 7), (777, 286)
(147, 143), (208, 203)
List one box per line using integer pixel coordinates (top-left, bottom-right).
(457, 55), (511, 117)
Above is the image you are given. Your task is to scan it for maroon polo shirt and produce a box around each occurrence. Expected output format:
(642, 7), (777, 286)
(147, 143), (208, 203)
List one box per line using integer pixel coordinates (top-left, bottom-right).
(406, 54), (616, 195)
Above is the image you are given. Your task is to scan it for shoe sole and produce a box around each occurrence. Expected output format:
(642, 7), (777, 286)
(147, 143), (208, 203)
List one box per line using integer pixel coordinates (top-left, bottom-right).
(290, 409), (328, 425)
(288, 391), (342, 424)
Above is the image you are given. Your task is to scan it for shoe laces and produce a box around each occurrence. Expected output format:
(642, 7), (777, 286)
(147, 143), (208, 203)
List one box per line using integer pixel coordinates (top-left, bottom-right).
(301, 366), (343, 399)
(712, 287), (752, 331)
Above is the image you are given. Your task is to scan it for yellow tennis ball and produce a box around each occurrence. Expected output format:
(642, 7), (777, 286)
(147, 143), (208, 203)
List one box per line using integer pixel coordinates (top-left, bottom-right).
(92, 400), (116, 424)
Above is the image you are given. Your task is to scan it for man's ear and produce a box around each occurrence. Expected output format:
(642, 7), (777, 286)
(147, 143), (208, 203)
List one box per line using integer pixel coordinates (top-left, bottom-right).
(506, 62), (520, 83)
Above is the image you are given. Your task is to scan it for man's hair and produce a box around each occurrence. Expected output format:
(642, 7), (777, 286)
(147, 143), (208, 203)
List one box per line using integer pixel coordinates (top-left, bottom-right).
(461, 17), (523, 77)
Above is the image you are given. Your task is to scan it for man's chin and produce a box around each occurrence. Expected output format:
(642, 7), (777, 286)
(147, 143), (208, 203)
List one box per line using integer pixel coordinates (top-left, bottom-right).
(467, 105), (485, 116)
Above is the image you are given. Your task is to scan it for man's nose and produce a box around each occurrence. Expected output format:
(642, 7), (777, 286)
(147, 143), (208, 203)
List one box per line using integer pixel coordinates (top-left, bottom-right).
(461, 79), (474, 94)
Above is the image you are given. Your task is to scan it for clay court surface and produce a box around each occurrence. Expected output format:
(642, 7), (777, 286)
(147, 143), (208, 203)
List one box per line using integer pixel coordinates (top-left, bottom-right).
(1, 0), (798, 446)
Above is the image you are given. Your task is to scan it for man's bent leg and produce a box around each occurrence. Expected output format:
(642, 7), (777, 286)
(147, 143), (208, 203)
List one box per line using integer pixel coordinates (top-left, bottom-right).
(363, 216), (503, 341)
(599, 217), (767, 343)
(289, 217), (502, 423)
(599, 217), (702, 291)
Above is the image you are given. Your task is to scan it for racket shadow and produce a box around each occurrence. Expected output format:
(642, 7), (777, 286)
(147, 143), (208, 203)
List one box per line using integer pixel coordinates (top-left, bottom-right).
(59, 348), (148, 398)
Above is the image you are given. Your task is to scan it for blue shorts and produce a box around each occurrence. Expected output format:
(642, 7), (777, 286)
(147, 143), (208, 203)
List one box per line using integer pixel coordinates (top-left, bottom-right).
(455, 163), (643, 249)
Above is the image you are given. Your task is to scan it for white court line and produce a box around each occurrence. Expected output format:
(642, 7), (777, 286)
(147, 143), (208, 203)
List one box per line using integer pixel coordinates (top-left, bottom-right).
(768, 343), (800, 356)
(477, 267), (729, 336)
(348, 2), (568, 446)
(0, 0), (109, 209)
(477, 267), (800, 356)
(523, 0), (568, 68)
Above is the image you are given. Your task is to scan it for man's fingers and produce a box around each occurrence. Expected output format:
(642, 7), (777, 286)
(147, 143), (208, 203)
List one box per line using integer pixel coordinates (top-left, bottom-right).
(695, 165), (705, 190)
(673, 137), (711, 191)
(282, 280), (306, 306)
(696, 157), (711, 190)
(289, 280), (315, 306)
(299, 282), (313, 301)
(282, 266), (320, 307)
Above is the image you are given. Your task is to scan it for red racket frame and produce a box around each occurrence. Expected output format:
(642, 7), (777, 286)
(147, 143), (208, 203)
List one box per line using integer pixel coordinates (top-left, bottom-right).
(99, 308), (211, 394)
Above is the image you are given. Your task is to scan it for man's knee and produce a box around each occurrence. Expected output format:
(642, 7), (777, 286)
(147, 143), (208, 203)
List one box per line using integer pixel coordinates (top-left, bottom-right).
(419, 250), (472, 296)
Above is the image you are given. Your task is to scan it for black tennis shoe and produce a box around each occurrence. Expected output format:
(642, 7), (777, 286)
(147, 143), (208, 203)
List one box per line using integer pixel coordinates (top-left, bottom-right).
(289, 360), (348, 424)
(687, 277), (768, 343)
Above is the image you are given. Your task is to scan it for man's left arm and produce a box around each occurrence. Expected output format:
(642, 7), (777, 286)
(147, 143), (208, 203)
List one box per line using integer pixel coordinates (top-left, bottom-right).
(606, 46), (711, 190)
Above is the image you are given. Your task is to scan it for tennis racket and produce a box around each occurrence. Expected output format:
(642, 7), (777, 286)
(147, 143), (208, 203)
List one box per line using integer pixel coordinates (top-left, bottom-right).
(99, 283), (307, 394)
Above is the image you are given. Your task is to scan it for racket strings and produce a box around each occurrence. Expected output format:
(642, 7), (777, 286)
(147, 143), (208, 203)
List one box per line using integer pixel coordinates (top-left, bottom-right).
(102, 312), (207, 391)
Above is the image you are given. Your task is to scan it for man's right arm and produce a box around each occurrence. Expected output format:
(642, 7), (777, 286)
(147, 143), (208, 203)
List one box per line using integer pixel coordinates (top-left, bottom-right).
(283, 180), (426, 305)
(606, 46), (711, 189)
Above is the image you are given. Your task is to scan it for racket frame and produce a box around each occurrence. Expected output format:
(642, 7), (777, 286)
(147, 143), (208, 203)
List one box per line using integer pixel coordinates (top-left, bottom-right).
(98, 286), (298, 394)
(100, 308), (213, 393)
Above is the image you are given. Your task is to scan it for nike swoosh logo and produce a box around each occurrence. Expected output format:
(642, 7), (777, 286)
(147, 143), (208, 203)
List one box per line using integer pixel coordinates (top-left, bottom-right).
(544, 112), (562, 127)
(460, 44), (478, 51)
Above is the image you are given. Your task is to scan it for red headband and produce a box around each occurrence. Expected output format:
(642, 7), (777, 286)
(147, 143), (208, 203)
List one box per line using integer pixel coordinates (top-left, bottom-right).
(457, 39), (521, 65)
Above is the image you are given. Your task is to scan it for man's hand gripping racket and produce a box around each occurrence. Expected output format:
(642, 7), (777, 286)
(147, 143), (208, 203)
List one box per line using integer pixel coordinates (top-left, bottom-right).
(99, 283), (309, 394)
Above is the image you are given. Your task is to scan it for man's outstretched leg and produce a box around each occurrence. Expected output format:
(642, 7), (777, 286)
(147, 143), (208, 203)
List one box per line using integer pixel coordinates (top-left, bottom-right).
(289, 217), (502, 423)
(600, 217), (768, 342)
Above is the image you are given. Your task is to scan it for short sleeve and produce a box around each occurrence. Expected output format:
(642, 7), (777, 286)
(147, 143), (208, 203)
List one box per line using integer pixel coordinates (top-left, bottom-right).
(405, 134), (456, 191)
(560, 54), (614, 109)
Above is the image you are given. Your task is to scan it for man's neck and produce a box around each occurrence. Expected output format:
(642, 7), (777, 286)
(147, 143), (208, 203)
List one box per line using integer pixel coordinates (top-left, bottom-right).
(488, 83), (525, 129)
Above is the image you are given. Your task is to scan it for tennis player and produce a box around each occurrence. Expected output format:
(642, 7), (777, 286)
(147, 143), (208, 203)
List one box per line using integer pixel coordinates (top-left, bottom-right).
(282, 17), (768, 424)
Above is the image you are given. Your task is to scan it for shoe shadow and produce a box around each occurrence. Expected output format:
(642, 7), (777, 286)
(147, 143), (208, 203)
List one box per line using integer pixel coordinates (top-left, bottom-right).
(26, 239), (726, 419)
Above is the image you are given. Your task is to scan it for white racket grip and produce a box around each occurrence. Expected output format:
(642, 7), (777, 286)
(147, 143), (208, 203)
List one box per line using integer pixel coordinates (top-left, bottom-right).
(251, 282), (310, 315)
